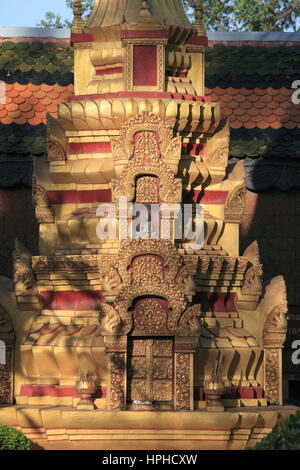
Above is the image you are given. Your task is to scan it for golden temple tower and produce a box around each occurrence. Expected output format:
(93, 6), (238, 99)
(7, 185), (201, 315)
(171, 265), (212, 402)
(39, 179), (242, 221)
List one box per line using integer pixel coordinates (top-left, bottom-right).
(0, 0), (294, 450)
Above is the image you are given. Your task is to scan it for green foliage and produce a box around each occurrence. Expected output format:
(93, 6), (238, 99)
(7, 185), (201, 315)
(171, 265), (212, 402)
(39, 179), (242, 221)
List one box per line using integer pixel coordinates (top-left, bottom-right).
(37, 0), (93, 28)
(250, 411), (300, 450)
(0, 425), (32, 450)
(37, 12), (71, 29)
(183, 0), (300, 32)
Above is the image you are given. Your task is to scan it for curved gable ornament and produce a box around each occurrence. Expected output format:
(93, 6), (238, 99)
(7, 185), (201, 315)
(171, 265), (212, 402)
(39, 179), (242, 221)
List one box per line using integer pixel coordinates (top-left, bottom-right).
(110, 112), (182, 203)
(263, 305), (288, 348)
(100, 239), (201, 337)
(224, 183), (246, 223)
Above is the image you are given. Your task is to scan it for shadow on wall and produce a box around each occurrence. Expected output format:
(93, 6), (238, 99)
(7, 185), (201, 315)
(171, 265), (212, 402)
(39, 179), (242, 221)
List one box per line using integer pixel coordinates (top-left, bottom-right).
(0, 184), (39, 278)
(240, 187), (299, 307)
(240, 185), (300, 400)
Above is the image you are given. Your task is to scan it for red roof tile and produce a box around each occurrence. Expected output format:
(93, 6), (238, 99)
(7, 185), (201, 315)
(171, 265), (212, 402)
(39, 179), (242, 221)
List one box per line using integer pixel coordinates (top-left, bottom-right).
(0, 83), (74, 126)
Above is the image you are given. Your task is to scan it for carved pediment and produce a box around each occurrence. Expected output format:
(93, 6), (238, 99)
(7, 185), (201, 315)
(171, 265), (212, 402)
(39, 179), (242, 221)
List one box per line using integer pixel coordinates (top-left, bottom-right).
(110, 112), (182, 203)
(100, 239), (201, 338)
(47, 114), (68, 162)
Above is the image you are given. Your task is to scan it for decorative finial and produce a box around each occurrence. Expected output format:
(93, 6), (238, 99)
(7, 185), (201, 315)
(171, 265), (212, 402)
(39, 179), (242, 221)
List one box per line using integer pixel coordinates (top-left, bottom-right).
(193, 0), (206, 35)
(72, 0), (86, 33)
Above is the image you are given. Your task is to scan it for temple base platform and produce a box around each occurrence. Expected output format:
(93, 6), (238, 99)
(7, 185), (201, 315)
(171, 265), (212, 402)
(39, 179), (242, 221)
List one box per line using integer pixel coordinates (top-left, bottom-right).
(0, 405), (298, 450)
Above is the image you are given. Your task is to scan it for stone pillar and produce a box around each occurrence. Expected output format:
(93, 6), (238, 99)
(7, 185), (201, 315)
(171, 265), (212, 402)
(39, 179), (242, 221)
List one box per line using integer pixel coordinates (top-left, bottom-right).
(174, 337), (198, 411)
(263, 305), (287, 405)
(104, 336), (127, 410)
(264, 348), (283, 405)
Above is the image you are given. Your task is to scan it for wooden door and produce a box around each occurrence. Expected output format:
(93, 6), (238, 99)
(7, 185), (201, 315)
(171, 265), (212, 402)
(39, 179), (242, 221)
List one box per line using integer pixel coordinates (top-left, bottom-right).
(127, 337), (173, 407)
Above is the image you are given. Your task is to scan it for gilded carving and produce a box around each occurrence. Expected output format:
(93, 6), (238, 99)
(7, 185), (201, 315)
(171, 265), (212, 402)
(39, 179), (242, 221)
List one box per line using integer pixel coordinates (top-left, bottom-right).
(153, 359), (173, 379)
(46, 115), (67, 162)
(242, 265), (263, 296)
(117, 239), (181, 284)
(111, 135), (182, 203)
(224, 184), (247, 223)
(153, 339), (173, 357)
(203, 118), (230, 169)
(264, 348), (280, 405)
(100, 304), (122, 335)
(100, 265), (122, 295)
(242, 241), (263, 295)
(175, 265), (196, 295)
(127, 337), (174, 405)
(153, 381), (173, 402)
(32, 254), (100, 273)
(136, 176), (159, 204)
(110, 352), (126, 410)
(133, 300), (168, 335)
(47, 138), (66, 162)
(175, 353), (191, 410)
(263, 305), (287, 348)
(33, 184), (55, 224)
(13, 239), (37, 296)
(177, 304), (202, 334)
(132, 256), (165, 286)
(110, 112), (182, 203)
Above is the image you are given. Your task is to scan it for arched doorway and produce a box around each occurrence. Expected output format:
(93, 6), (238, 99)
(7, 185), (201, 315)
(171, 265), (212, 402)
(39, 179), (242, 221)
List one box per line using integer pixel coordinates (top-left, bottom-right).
(127, 297), (174, 409)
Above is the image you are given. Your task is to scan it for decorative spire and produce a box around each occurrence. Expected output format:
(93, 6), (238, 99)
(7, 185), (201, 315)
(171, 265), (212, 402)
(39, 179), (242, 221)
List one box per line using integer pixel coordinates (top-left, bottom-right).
(142, 0), (149, 9)
(193, 0), (206, 36)
(130, 0), (162, 28)
(72, 0), (86, 33)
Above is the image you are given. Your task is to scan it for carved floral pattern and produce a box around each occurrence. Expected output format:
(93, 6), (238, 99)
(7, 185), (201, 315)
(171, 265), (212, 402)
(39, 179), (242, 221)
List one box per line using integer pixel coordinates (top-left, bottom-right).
(175, 353), (191, 410)
(110, 352), (125, 410)
(133, 300), (168, 335)
(264, 348), (280, 405)
(136, 176), (159, 204)
(33, 184), (55, 224)
(110, 112), (182, 203)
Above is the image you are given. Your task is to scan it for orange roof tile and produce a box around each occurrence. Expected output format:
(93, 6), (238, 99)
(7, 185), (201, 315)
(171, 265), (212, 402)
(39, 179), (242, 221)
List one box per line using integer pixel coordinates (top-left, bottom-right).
(260, 94), (273, 103)
(0, 83), (74, 126)
(266, 87), (281, 96)
(206, 86), (300, 130)
(1, 116), (14, 125)
(230, 120), (243, 129)
(244, 120), (257, 129)
(233, 94), (246, 103)
(14, 116), (27, 125)
(271, 120), (283, 129)
(28, 116), (42, 126)
(266, 101), (281, 110)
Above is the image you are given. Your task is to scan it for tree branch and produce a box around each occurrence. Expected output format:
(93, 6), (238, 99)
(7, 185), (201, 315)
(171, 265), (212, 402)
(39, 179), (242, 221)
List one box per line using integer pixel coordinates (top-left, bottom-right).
(267, 0), (299, 30)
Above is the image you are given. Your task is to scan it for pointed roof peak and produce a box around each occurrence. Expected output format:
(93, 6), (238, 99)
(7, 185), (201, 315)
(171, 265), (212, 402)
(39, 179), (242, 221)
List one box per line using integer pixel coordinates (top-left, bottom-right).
(129, 0), (165, 29)
(193, 0), (206, 36)
(87, 0), (191, 30)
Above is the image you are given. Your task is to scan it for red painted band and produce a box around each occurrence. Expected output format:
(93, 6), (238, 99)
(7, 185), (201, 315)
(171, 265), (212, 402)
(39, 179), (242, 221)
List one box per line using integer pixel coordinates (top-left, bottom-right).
(96, 67), (123, 76)
(193, 190), (229, 204)
(47, 189), (112, 205)
(196, 292), (237, 312)
(41, 290), (105, 311)
(69, 142), (111, 154)
(71, 33), (94, 43)
(182, 143), (204, 156)
(170, 71), (187, 78)
(186, 35), (208, 46)
(195, 386), (264, 400)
